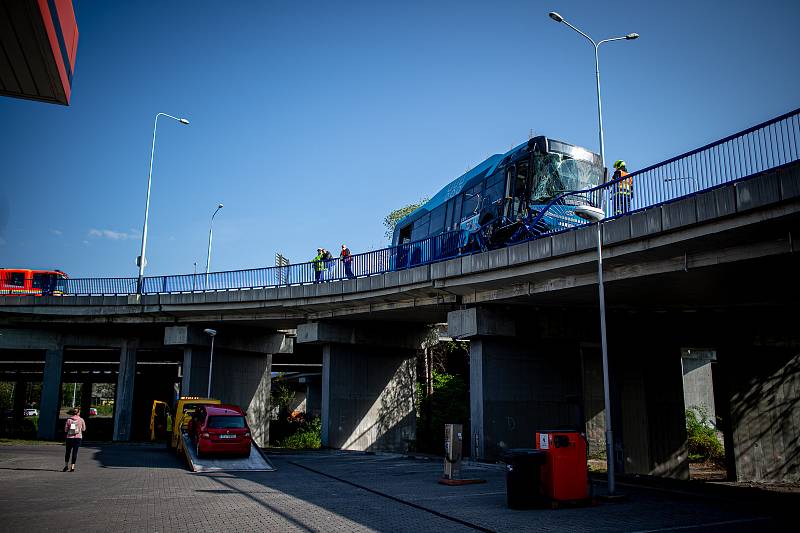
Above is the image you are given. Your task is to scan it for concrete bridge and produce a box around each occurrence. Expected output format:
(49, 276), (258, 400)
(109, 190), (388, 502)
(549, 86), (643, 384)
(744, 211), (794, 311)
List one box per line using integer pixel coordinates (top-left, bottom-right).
(2, 112), (799, 483)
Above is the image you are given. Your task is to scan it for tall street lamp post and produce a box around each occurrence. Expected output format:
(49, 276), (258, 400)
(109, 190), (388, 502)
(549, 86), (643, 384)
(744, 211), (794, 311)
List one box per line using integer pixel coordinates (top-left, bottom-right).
(136, 113), (190, 293)
(547, 12), (638, 171)
(574, 204), (615, 495)
(205, 203), (224, 289)
(204, 328), (217, 397)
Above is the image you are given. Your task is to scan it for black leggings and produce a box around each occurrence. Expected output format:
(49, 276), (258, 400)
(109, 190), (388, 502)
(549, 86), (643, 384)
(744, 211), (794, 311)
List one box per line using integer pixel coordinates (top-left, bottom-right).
(65, 438), (82, 464)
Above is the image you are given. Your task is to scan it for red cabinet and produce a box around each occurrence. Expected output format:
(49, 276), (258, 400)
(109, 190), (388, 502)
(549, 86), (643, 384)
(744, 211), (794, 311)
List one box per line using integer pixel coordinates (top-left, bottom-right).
(535, 431), (590, 502)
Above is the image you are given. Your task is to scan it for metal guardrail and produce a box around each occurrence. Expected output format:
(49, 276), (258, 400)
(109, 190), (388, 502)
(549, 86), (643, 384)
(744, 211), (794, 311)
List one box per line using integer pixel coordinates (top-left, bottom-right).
(35, 107), (800, 296)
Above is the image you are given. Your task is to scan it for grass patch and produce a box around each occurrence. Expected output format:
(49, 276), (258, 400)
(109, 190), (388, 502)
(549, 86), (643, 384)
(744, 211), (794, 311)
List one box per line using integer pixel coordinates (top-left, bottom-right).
(276, 417), (322, 449)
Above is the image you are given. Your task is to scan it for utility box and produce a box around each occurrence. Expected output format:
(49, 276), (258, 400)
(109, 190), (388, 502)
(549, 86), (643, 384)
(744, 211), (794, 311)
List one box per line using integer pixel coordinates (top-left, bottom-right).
(443, 424), (463, 480)
(535, 431), (590, 502)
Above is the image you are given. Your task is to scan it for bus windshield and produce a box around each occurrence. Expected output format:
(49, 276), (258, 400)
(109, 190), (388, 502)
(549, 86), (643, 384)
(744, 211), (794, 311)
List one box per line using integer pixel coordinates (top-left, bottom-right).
(530, 153), (603, 202)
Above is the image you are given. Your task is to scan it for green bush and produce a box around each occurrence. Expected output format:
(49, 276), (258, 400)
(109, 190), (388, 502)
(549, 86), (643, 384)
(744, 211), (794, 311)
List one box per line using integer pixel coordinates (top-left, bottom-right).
(685, 407), (724, 464)
(415, 370), (468, 454)
(278, 416), (321, 449)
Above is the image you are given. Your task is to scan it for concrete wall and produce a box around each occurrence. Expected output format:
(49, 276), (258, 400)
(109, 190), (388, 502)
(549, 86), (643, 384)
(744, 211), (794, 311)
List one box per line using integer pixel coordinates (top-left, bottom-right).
(469, 337), (582, 460)
(322, 344), (416, 453)
(181, 346), (272, 446)
(722, 347), (800, 482)
(210, 349), (272, 447)
(682, 349), (717, 423)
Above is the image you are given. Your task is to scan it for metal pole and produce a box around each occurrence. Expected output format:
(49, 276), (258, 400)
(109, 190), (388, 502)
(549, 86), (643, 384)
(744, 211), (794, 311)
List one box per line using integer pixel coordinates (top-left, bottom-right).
(136, 113), (188, 294)
(205, 205), (222, 290)
(596, 221), (615, 495)
(594, 43), (606, 171)
(72, 382), (77, 408)
(137, 114), (161, 293)
(207, 335), (215, 398)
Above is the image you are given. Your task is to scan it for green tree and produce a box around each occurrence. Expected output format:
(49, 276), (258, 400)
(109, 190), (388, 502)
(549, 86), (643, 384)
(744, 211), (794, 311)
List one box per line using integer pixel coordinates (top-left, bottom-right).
(383, 198), (429, 240)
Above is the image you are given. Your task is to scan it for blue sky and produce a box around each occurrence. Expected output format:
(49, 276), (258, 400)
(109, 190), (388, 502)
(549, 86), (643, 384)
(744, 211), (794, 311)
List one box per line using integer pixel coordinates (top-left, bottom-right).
(1, 0), (798, 278)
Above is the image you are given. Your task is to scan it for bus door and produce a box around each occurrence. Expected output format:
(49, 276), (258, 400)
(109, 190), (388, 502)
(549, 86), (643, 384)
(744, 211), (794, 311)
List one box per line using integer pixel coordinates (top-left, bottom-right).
(504, 159), (530, 221)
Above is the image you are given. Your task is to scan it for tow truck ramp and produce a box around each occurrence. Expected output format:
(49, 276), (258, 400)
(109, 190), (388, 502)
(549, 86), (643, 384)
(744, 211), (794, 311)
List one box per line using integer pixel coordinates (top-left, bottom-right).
(180, 431), (275, 473)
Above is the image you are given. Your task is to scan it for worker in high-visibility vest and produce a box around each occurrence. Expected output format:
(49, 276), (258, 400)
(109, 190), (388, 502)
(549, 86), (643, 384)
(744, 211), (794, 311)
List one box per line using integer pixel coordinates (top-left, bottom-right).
(612, 159), (632, 215)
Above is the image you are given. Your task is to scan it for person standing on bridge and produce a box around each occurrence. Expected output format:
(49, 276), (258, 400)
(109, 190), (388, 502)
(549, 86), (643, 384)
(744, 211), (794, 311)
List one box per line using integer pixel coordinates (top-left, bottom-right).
(63, 408), (86, 472)
(340, 244), (355, 279)
(312, 248), (325, 283)
(612, 160), (632, 215)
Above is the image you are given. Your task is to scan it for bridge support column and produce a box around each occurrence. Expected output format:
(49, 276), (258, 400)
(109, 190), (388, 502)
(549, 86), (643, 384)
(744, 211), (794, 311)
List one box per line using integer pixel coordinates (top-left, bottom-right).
(37, 346), (64, 439)
(718, 345), (800, 482)
(80, 381), (93, 419)
(449, 307), (582, 461)
(113, 339), (138, 441)
(166, 327), (290, 446)
(208, 349), (274, 447)
(12, 380), (27, 422)
(298, 322), (424, 452)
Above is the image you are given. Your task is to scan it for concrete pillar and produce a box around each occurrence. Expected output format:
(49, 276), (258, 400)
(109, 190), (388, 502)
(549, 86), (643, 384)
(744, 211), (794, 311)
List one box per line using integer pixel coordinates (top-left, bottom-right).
(321, 343), (416, 452)
(613, 343), (689, 479)
(681, 350), (717, 422)
(112, 339), (138, 441)
(722, 347), (800, 482)
(37, 347), (64, 439)
(180, 346), (211, 396)
(297, 321), (424, 453)
(208, 349), (273, 447)
(12, 380), (27, 422)
(469, 337), (582, 460)
(80, 382), (93, 420)
(449, 307), (582, 461)
(305, 379), (322, 418)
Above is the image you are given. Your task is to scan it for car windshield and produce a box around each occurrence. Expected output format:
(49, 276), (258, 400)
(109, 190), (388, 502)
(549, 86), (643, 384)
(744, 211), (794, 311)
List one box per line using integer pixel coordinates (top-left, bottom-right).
(207, 415), (246, 429)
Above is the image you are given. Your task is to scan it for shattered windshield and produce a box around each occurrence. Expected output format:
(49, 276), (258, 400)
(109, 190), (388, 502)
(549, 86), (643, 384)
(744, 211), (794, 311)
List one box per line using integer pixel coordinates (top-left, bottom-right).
(530, 153), (603, 202)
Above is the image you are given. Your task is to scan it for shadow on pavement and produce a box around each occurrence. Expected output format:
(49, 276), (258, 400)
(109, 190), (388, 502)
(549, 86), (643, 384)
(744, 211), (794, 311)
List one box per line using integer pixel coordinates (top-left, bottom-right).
(90, 444), (185, 470)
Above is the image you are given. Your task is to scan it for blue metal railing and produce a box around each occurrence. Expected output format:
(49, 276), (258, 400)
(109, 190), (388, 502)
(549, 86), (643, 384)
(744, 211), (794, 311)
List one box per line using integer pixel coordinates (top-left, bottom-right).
(51, 107), (799, 296)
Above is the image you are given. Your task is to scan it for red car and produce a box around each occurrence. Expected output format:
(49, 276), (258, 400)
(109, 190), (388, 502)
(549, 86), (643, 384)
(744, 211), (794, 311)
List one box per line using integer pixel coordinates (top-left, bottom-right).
(190, 404), (252, 457)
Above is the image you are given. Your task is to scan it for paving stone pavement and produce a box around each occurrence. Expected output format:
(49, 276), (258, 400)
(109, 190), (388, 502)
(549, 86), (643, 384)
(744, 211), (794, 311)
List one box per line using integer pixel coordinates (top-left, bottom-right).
(0, 444), (791, 532)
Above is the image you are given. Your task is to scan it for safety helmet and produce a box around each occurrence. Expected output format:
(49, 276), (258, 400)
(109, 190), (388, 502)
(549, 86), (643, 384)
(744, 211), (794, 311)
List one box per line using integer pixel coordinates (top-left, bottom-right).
(613, 160), (626, 170)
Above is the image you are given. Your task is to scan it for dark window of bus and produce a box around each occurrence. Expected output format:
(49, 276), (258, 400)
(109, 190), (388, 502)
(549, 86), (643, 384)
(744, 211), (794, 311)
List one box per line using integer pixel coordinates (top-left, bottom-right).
(428, 205), (446, 236)
(452, 194), (463, 228)
(461, 183), (482, 221)
(410, 213), (430, 241)
(6, 272), (25, 287)
(483, 172), (505, 218)
(444, 198), (455, 231)
(32, 274), (48, 289)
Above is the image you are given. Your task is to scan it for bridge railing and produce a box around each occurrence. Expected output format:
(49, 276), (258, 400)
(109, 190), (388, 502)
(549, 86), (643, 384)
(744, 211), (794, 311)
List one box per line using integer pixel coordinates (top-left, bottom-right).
(54, 107), (799, 296)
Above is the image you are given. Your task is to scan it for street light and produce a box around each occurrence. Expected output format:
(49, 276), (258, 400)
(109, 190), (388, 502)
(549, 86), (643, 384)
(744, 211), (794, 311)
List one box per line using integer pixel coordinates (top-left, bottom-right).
(136, 112), (190, 293)
(574, 204), (616, 496)
(204, 203), (224, 289)
(548, 12), (639, 171)
(203, 328), (217, 397)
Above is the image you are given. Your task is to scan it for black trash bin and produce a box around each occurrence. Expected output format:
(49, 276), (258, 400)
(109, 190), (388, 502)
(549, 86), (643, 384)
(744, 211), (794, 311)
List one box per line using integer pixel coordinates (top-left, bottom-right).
(502, 448), (547, 509)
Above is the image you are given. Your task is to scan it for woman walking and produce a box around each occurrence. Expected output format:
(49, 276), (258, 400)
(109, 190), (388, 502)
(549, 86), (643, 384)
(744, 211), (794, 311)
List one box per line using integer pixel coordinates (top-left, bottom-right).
(63, 408), (86, 472)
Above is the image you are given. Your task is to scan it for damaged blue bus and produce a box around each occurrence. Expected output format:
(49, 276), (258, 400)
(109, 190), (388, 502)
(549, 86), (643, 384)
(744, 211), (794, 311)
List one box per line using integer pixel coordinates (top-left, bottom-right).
(391, 136), (604, 268)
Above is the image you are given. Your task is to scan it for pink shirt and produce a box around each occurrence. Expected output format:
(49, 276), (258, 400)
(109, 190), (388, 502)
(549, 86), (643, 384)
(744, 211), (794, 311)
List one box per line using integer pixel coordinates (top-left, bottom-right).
(65, 415), (86, 439)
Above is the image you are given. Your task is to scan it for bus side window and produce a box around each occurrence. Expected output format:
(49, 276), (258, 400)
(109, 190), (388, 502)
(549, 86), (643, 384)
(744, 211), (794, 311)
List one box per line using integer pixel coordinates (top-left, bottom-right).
(6, 272), (25, 287)
(429, 205), (445, 236)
